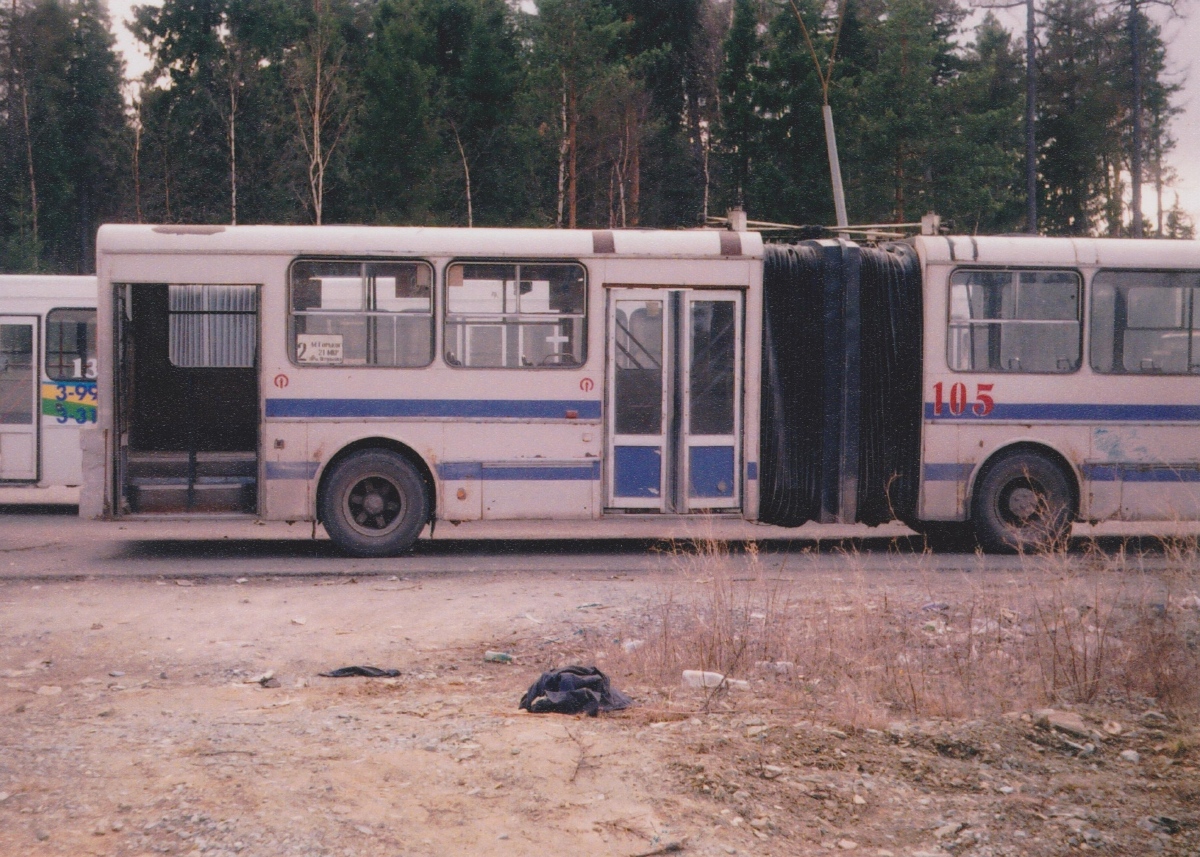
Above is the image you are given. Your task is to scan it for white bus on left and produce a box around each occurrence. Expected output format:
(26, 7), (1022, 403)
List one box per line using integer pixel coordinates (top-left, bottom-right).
(0, 276), (97, 489)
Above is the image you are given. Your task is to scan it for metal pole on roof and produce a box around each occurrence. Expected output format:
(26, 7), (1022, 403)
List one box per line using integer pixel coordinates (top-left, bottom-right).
(823, 105), (849, 229)
(789, 0), (850, 231)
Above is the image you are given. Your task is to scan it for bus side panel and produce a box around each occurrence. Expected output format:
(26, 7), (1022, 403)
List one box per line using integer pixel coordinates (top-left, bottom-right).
(40, 425), (84, 486)
(919, 422), (965, 519)
(445, 421), (601, 521)
(1092, 422), (1200, 521)
(260, 422), (312, 521)
(742, 257), (763, 521)
(917, 262), (964, 520)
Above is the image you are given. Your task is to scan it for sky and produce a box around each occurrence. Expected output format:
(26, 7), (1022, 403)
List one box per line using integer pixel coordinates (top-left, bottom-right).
(103, 0), (1200, 232)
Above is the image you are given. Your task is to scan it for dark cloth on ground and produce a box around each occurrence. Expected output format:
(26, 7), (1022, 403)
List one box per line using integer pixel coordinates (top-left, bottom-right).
(318, 666), (401, 678)
(519, 665), (633, 717)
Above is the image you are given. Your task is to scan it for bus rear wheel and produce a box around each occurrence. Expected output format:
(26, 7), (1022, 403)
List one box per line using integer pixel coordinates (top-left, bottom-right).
(320, 450), (429, 557)
(972, 451), (1074, 554)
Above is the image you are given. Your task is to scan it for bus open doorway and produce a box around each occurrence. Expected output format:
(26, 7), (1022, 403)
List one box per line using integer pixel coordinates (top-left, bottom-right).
(115, 283), (259, 515)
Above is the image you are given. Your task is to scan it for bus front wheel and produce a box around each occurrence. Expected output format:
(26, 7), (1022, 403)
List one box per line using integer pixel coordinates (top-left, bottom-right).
(320, 450), (429, 557)
(971, 451), (1074, 554)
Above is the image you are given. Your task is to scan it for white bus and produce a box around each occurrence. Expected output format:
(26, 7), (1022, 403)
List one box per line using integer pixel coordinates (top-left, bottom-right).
(82, 225), (1200, 554)
(0, 276), (97, 488)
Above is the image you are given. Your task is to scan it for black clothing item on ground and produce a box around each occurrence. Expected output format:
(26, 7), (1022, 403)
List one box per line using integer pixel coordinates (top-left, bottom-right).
(318, 666), (401, 678)
(519, 665), (633, 717)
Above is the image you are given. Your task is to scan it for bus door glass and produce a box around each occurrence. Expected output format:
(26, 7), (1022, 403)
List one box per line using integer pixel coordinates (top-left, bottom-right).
(607, 289), (742, 512)
(0, 316), (38, 480)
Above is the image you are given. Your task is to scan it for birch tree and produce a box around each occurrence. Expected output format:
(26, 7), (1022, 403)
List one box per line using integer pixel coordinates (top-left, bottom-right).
(286, 0), (356, 225)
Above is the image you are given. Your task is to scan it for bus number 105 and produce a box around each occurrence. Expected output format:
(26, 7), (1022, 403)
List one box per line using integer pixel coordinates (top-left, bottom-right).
(932, 382), (995, 417)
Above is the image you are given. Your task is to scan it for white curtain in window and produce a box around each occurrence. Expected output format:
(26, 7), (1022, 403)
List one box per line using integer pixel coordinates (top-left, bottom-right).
(169, 285), (257, 368)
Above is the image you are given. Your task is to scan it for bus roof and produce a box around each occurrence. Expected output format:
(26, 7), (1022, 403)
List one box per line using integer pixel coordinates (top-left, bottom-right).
(0, 275), (96, 301)
(96, 224), (765, 261)
(917, 234), (1200, 269)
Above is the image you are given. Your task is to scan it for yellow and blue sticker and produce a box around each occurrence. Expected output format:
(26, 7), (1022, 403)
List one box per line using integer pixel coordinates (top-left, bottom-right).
(42, 381), (98, 424)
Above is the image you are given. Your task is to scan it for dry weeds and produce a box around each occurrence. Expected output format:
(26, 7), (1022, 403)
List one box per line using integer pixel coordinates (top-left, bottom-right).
(607, 532), (1200, 725)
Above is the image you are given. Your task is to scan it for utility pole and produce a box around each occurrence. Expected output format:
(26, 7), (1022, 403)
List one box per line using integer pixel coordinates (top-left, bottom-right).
(788, 0), (850, 229)
(1025, 0), (1038, 233)
(979, 0), (1040, 233)
(1129, 0), (1143, 237)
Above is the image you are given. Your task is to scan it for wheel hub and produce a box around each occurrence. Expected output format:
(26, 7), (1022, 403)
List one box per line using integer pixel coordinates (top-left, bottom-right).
(1006, 486), (1040, 521)
(346, 476), (403, 535)
(363, 492), (385, 515)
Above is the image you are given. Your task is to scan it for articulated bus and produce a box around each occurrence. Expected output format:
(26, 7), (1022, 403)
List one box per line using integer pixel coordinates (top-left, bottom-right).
(1, 276), (98, 488)
(82, 225), (1200, 555)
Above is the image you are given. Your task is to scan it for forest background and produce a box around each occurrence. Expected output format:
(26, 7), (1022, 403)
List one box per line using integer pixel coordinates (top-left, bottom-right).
(0, 0), (1192, 275)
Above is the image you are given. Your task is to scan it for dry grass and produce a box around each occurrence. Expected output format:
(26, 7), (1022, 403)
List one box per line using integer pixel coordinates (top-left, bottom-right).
(609, 530), (1200, 725)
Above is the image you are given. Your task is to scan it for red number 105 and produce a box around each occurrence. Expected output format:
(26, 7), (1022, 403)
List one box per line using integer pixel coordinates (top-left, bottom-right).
(932, 382), (994, 417)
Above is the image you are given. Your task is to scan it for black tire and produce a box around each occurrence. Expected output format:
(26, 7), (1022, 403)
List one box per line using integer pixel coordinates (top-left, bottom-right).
(320, 450), (429, 557)
(906, 520), (978, 552)
(971, 451), (1074, 554)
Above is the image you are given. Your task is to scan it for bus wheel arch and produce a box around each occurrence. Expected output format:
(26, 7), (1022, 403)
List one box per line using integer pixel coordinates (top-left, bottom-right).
(970, 443), (1078, 554)
(316, 439), (435, 557)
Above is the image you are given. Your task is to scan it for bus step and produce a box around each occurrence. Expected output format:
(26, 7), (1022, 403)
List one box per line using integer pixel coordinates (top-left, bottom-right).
(128, 479), (257, 514)
(125, 451), (257, 480)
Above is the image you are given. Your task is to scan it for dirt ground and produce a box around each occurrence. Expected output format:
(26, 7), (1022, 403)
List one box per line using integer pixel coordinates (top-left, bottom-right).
(1, 556), (1198, 857)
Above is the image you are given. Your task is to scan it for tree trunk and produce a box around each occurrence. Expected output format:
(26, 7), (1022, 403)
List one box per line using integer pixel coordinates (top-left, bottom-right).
(451, 122), (473, 227)
(228, 69), (238, 225)
(1154, 132), (1164, 236)
(10, 1), (39, 261)
(19, 71), (39, 260)
(312, 38), (324, 225)
(1025, 0), (1037, 234)
(567, 80), (578, 229)
(133, 101), (143, 223)
(627, 101), (640, 227)
(557, 72), (567, 228)
(1128, 0), (1143, 237)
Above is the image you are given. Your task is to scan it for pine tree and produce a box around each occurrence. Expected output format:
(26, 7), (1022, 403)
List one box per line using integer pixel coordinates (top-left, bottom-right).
(0, 0), (128, 273)
(1037, 0), (1122, 234)
(717, 0), (758, 210)
(743, 0), (833, 224)
(927, 13), (1025, 233)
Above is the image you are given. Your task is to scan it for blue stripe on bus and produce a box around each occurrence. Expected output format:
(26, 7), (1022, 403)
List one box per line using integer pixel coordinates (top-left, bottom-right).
(1082, 463), (1200, 483)
(438, 461), (601, 481)
(925, 461), (1200, 483)
(265, 461), (320, 480)
(924, 403), (1200, 422)
(266, 398), (602, 420)
(923, 463), (974, 481)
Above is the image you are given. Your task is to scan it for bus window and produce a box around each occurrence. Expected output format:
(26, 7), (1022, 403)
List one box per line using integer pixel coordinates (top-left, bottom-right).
(1090, 271), (1200, 375)
(445, 262), (585, 368)
(947, 269), (1081, 373)
(168, 285), (257, 368)
(45, 307), (97, 380)
(0, 323), (34, 425)
(290, 260), (433, 367)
